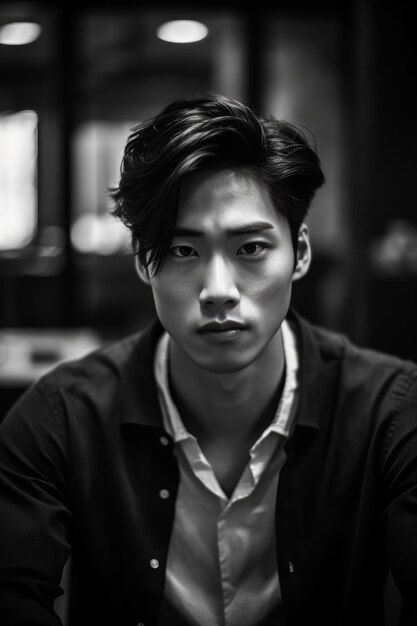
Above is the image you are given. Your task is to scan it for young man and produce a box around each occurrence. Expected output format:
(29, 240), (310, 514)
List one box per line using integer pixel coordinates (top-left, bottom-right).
(1, 94), (417, 626)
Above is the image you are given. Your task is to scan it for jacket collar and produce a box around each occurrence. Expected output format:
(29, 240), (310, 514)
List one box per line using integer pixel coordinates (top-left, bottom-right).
(287, 309), (343, 432)
(119, 319), (165, 429)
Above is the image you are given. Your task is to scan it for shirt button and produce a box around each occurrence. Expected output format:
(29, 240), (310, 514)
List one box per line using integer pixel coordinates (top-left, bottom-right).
(159, 488), (170, 499)
(159, 435), (169, 446)
(150, 558), (159, 569)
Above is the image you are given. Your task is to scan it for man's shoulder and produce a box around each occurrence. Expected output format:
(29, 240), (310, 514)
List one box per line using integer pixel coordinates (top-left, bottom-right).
(0, 320), (164, 446)
(294, 311), (417, 391)
(36, 321), (160, 399)
(289, 311), (415, 389)
(290, 312), (417, 436)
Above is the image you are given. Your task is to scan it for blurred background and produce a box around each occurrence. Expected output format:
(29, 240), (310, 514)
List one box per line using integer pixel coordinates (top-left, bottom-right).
(1, 0), (417, 418)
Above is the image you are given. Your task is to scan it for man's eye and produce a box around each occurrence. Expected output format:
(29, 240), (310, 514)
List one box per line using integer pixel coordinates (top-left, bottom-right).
(171, 246), (197, 258)
(237, 242), (265, 256)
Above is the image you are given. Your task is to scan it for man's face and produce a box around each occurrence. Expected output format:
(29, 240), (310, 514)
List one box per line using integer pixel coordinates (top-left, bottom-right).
(142, 169), (308, 374)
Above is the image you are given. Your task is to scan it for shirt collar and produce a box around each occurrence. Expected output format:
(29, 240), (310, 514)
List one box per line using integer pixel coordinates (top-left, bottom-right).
(154, 332), (189, 444)
(154, 320), (299, 445)
(265, 319), (299, 438)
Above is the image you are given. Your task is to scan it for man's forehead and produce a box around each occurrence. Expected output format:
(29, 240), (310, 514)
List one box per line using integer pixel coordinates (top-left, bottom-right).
(175, 168), (285, 234)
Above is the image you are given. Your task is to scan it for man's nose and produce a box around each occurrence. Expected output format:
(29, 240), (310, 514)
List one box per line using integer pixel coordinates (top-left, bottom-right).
(199, 256), (240, 309)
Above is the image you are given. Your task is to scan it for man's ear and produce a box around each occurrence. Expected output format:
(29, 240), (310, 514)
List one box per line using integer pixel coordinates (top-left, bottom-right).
(134, 255), (152, 286)
(292, 223), (312, 282)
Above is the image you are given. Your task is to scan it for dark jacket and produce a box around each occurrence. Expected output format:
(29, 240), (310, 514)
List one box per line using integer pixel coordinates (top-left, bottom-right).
(1, 310), (417, 626)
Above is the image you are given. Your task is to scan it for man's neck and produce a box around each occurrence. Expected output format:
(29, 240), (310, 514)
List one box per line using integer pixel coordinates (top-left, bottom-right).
(168, 327), (286, 448)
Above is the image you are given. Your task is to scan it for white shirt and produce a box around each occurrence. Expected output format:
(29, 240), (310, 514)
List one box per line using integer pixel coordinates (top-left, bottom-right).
(154, 320), (299, 626)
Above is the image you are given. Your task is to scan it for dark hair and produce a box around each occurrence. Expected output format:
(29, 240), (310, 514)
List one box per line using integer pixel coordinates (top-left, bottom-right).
(110, 93), (325, 274)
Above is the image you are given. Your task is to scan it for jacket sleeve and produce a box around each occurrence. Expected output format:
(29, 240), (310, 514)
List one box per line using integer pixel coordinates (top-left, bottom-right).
(382, 371), (417, 625)
(0, 382), (72, 625)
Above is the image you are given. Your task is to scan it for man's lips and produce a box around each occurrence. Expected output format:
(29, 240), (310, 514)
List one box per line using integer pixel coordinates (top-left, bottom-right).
(197, 321), (248, 333)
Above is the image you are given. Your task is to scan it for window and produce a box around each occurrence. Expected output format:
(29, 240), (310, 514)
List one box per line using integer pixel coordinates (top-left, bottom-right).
(0, 110), (38, 250)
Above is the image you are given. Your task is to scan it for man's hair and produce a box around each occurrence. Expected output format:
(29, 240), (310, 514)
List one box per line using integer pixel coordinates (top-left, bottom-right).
(110, 93), (325, 274)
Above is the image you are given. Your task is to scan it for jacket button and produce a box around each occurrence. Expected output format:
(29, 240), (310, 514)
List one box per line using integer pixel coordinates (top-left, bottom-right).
(159, 436), (169, 446)
(159, 488), (170, 499)
(150, 558), (159, 569)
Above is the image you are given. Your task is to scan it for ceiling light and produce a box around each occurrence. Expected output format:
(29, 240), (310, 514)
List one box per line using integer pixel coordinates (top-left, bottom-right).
(157, 20), (208, 44)
(0, 22), (42, 46)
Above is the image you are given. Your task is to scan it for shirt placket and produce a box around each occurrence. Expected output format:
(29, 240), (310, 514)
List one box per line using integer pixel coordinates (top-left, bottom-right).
(217, 498), (236, 626)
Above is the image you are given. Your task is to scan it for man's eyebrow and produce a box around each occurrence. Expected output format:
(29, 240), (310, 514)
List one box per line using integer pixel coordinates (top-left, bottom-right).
(172, 221), (275, 238)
